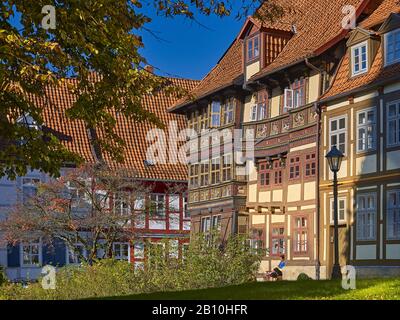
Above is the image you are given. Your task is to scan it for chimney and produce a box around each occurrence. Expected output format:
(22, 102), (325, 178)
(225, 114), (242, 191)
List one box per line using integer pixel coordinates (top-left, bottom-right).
(144, 65), (154, 74)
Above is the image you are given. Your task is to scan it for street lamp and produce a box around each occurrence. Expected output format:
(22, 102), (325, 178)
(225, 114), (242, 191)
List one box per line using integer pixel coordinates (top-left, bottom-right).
(326, 145), (344, 280)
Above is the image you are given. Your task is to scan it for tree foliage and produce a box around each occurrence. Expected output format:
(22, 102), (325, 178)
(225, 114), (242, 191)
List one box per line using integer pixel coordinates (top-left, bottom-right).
(0, 232), (261, 300)
(0, 0), (283, 179)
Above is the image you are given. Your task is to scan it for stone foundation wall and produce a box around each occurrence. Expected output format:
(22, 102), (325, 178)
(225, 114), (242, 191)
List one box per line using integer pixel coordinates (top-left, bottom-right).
(354, 266), (400, 278)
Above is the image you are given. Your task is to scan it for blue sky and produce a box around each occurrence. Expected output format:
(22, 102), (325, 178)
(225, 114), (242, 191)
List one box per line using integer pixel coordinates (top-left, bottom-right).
(139, 9), (245, 80)
(9, 4), (246, 81)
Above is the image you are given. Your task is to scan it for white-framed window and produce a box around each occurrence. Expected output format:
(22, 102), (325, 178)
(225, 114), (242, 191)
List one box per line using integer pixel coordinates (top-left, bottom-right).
(284, 79), (306, 111)
(65, 180), (86, 208)
(329, 116), (347, 154)
(20, 240), (42, 267)
(351, 41), (368, 76)
(387, 190), (400, 240)
(210, 157), (221, 185)
(357, 108), (376, 152)
(258, 103), (266, 121)
(150, 194), (166, 218)
(200, 216), (211, 233)
(169, 240), (179, 259)
(183, 197), (190, 219)
(67, 243), (87, 265)
(223, 98), (234, 125)
(211, 101), (221, 127)
(114, 192), (131, 216)
(133, 195), (145, 229)
(330, 197), (347, 224)
(247, 35), (260, 62)
(133, 195), (145, 212)
(169, 194), (180, 212)
(284, 88), (294, 111)
(250, 105), (257, 121)
(385, 29), (400, 66)
(112, 242), (130, 261)
(249, 104), (267, 121)
(387, 100), (400, 147)
(133, 241), (145, 259)
(22, 177), (40, 204)
(95, 190), (110, 209)
(212, 215), (222, 231)
(356, 193), (377, 241)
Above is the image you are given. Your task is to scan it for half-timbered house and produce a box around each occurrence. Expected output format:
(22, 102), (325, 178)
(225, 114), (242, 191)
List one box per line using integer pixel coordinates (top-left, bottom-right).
(318, 0), (400, 278)
(0, 76), (198, 280)
(171, 0), (400, 280)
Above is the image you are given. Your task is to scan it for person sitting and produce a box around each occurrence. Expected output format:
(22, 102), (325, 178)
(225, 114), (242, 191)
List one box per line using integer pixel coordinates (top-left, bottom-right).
(266, 254), (286, 280)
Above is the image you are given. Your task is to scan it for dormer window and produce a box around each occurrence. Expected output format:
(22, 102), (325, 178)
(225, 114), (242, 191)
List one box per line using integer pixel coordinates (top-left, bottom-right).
(351, 41), (368, 76)
(247, 35), (259, 62)
(385, 29), (400, 66)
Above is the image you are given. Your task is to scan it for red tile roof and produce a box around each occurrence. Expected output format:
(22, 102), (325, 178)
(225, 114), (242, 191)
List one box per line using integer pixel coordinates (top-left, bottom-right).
(250, 0), (368, 80)
(31, 77), (199, 181)
(171, 0), (369, 110)
(321, 44), (400, 100)
(360, 0), (400, 29)
(322, 0), (400, 100)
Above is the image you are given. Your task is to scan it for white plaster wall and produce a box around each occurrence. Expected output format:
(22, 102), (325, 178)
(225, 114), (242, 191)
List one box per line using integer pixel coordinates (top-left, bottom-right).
(252, 215), (265, 225)
(272, 189), (283, 202)
(246, 61), (260, 82)
(248, 184), (257, 202)
(303, 181), (316, 200)
(356, 154), (377, 175)
(270, 88), (281, 118)
(308, 71), (320, 104)
(287, 184), (301, 202)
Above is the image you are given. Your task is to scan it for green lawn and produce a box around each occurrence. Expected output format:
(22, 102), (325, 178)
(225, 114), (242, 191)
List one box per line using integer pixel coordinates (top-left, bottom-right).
(106, 278), (400, 300)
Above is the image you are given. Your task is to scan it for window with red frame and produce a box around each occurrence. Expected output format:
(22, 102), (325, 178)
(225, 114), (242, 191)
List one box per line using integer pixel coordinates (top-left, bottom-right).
(305, 153), (316, 177)
(271, 225), (285, 256)
(293, 216), (308, 255)
(273, 161), (282, 185)
(289, 156), (300, 180)
(247, 35), (260, 62)
(259, 162), (270, 187)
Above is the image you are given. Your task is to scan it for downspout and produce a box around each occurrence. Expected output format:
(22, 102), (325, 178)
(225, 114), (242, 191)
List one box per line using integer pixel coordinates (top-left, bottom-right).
(305, 58), (323, 280)
(315, 102), (322, 281)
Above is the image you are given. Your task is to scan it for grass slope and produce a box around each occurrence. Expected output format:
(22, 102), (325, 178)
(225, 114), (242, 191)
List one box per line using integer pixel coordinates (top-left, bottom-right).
(106, 278), (400, 300)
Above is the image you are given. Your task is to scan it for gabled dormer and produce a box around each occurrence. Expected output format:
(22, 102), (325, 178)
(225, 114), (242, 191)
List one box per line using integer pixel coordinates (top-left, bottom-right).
(346, 27), (380, 77)
(238, 17), (292, 82)
(379, 13), (400, 66)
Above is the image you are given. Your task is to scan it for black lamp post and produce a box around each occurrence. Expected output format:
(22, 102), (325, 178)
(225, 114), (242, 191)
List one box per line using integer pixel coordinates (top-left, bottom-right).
(325, 145), (344, 280)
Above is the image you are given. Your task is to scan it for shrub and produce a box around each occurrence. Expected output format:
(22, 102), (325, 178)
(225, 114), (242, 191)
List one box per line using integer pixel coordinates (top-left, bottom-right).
(0, 233), (261, 300)
(297, 273), (312, 281)
(0, 266), (6, 287)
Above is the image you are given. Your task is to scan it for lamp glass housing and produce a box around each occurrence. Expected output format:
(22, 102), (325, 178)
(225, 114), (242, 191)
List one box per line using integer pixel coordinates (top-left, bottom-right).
(326, 146), (344, 172)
